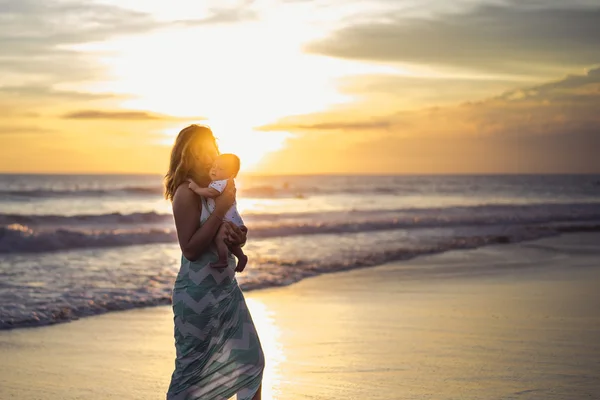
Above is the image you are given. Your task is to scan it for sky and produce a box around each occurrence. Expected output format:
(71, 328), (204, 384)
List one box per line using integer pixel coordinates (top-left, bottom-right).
(1, 0), (599, 174)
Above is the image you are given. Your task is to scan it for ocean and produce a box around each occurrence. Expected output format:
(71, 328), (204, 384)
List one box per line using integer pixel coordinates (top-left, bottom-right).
(1, 174), (600, 329)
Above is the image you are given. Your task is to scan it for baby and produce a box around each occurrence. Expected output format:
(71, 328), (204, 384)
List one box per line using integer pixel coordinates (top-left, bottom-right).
(188, 153), (248, 271)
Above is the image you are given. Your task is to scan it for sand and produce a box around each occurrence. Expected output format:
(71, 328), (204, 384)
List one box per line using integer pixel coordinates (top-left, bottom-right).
(1, 233), (599, 400)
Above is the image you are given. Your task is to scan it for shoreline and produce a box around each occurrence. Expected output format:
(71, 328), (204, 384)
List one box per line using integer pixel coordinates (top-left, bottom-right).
(1, 232), (599, 399)
(3, 229), (600, 331)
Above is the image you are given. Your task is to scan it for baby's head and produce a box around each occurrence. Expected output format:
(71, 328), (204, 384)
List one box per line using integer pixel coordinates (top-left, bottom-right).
(210, 153), (240, 181)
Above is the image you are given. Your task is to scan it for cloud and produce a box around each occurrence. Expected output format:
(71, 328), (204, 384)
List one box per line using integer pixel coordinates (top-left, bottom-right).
(259, 126), (600, 174)
(0, 86), (125, 120)
(260, 119), (392, 132)
(0, 0), (160, 49)
(0, 0), (256, 85)
(262, 66), (600, 136)
(0, 0), (255, 146)
(0, 0), (165, 92)
(63, 110), (163, 121)
(497, 68), (600, 102)
(0, 126), (53, 135)
(335, 73), (528, 111)
(178, 1), (258, 25)
(257, 66), (600, 173)
(305, 2), (600, 75)
(61, 110), (206, 121)
(0, 86), (120, 101)
(0, 104), (40, 119)
(0, 0), (262, 108)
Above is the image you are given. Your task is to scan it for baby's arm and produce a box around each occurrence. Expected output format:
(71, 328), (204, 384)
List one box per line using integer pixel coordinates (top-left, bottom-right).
(188, 180), (220, 198)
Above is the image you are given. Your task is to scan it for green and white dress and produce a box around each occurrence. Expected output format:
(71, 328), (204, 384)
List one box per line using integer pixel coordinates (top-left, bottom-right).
(167, 197), (264, 400)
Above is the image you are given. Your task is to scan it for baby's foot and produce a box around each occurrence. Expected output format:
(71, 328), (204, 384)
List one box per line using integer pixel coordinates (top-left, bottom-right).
(235, 254), (248, 273)
(209, 261), (229, 269)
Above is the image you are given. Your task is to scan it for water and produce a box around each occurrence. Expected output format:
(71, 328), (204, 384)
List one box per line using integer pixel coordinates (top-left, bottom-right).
(1, 174), (600, 329)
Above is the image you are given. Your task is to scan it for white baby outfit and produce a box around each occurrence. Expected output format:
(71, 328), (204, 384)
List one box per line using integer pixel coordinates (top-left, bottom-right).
(205, 179), (245, 227)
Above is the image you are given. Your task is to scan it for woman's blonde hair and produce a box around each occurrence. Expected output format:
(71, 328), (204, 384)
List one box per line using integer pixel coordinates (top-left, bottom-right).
(164, 124), (218, 201)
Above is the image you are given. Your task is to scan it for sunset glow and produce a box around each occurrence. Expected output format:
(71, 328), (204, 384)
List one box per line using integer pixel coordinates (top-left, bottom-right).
(1, 0), (599, 174)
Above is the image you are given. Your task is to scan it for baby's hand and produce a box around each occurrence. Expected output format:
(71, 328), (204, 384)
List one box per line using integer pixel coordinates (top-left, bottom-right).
(188, 179), (201, 193)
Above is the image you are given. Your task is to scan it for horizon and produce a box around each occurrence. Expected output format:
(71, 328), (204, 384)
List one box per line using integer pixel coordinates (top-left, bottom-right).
(1, 0), (599, 175)
(2, 171), (600, 178)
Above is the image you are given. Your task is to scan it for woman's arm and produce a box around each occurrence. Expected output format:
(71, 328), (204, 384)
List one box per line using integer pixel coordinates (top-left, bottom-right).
(172, 183), (225, 261)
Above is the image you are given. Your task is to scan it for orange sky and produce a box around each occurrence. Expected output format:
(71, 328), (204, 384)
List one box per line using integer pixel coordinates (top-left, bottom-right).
(1, 0), (599, 174)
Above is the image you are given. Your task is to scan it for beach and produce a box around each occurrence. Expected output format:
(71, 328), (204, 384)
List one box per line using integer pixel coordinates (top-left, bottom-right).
(3, 0), (600, 397)
(1, 232), (599, 399)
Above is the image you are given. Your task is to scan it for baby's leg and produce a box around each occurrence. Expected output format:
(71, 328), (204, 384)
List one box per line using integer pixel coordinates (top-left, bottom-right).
(209, 224), (229, 269)
(230, 245), (248, 272)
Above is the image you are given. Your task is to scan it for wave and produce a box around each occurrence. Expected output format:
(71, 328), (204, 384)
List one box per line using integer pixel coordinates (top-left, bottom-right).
(0, 186), (164, 199)
(0, 211), (172, 226)
(2, 226), (599, 330)
(0, 224), (177, 254)
(0, 184), (414, 200)
(2, 201), (600, 227)
(0, 184), (301, 199)
(2, 204), (600, 253)
(0, 233), (518, 329)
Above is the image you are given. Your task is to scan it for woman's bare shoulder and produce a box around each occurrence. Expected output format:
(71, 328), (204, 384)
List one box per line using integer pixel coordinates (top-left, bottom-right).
(172, 183), (198, 210)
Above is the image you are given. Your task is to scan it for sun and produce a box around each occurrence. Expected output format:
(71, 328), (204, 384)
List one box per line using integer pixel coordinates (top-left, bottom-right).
(77, 22), (341, 171)
(65, 4), (402, 173)
(159, 118), (289, 171)
(203, 120), (289, 171)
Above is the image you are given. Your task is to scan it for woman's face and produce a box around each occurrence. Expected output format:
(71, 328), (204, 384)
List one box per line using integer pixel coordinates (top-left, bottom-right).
(191, 138), (218, 173)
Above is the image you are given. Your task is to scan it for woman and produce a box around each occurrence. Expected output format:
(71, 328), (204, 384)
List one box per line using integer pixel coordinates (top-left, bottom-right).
(165, 125), (265, 400)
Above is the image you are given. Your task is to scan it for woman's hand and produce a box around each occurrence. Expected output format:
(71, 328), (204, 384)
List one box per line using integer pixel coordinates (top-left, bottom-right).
(214, 179), (236, 216)
(224, 223), (248, 247)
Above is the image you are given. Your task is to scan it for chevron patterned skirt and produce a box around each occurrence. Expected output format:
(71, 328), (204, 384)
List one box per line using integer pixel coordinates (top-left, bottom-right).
(166, 251), (265, 400)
